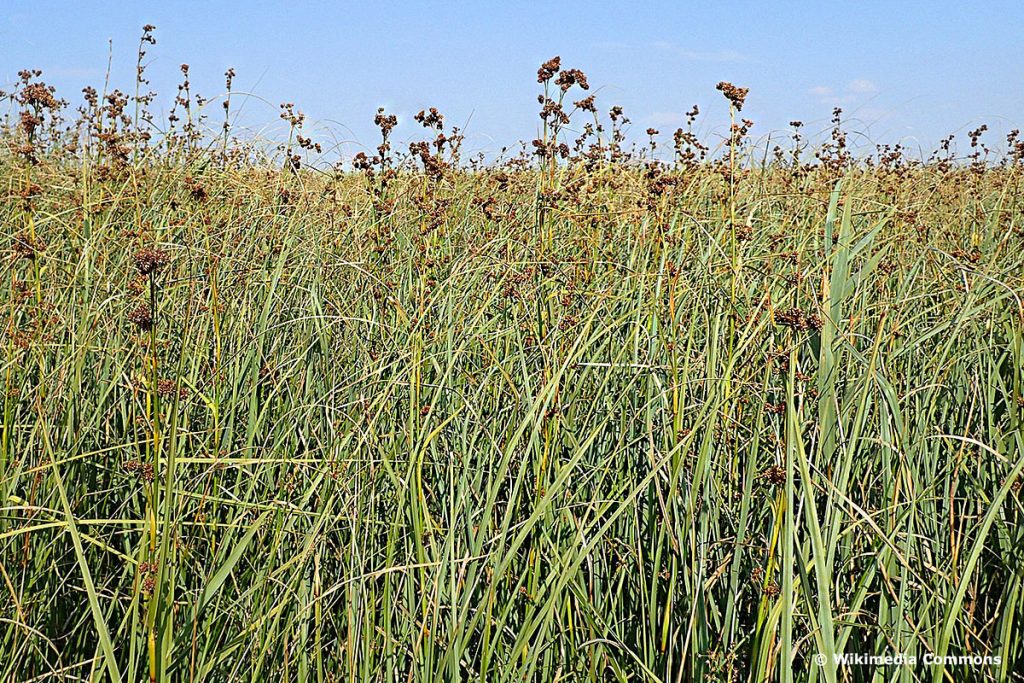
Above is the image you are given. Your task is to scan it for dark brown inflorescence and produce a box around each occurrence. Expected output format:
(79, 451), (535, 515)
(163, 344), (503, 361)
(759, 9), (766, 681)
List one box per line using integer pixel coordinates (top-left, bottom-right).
(134, 247), (169, 276)
(774, 307), (823, 332)
(555, 68), (589, 92)
(414, 107), (444, 130)
(127, 303), (154, 330)
(157, 379), (187, 400)
(537, 56), (561, 83)
(12, 233), (45, 260)
(716, 81), (749, 111)
(124, 459), (155, 482)
(760, 465), (787, 486)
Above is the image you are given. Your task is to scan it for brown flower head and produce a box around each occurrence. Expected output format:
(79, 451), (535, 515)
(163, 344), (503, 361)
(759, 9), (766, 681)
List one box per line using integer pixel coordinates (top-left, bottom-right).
(134, 247), (169, 276)
(18, 81), (60, 111)
(573, 95), (596, 113)
(156, 379), (187, 400)
(555, 68), (589, 92)
(774, 307), (822, 332)
(716, 81), (749, 111)
(760, 465), (786, 486)
(12, 233), (45, 260)
(374, 108), (398, 137)
(124, 459), (155, 482)
(537, 56), (561, 83)
(413, 107), (444, 130)
(127, 303), (154, 330)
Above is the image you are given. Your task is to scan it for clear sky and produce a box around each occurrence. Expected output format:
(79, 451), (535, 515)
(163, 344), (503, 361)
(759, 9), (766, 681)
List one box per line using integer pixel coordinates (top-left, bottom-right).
(3, 1), (1023, 161)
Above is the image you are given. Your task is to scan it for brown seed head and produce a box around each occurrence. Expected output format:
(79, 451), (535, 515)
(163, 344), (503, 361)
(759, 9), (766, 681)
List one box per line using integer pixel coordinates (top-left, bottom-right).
(127, 303), (154, 330)
(537, 56), (561, 83)
(134, 247), (169, 276)
(716, 81), (749, 111)
(774, 307), (821, 332)
(555, 68), (588, 92)
(760, 465), (786, 486)
(12, 233), (44, 260)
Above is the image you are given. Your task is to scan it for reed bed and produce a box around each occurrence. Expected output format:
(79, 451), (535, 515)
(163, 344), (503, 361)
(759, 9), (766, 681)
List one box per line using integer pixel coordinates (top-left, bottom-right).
(2, 40), (1024, 682)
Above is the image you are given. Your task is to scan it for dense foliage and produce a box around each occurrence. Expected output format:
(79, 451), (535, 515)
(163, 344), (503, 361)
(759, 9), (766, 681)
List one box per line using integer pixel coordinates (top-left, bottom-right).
(2, 45), (1024, 682)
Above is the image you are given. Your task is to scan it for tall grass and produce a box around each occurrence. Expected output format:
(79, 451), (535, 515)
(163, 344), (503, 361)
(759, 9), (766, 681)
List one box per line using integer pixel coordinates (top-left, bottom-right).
(1, 50), (1023, 682)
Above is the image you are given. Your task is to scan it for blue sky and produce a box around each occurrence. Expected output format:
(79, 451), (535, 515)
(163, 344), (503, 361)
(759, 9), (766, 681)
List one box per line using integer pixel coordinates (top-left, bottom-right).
(3, 1), (1022, 160)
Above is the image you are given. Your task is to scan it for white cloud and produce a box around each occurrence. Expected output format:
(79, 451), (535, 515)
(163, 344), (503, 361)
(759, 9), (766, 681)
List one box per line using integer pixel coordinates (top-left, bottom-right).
(594, 40), (749, 64)
(651, 41), (748, 63)
(848, 78), (878, 94)
(823, 94), (857, 107)
(809, 80), (879, 106)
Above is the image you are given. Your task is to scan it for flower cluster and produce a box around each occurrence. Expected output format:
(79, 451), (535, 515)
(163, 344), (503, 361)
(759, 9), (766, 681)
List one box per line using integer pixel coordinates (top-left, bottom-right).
(716, 81), (749, 111)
